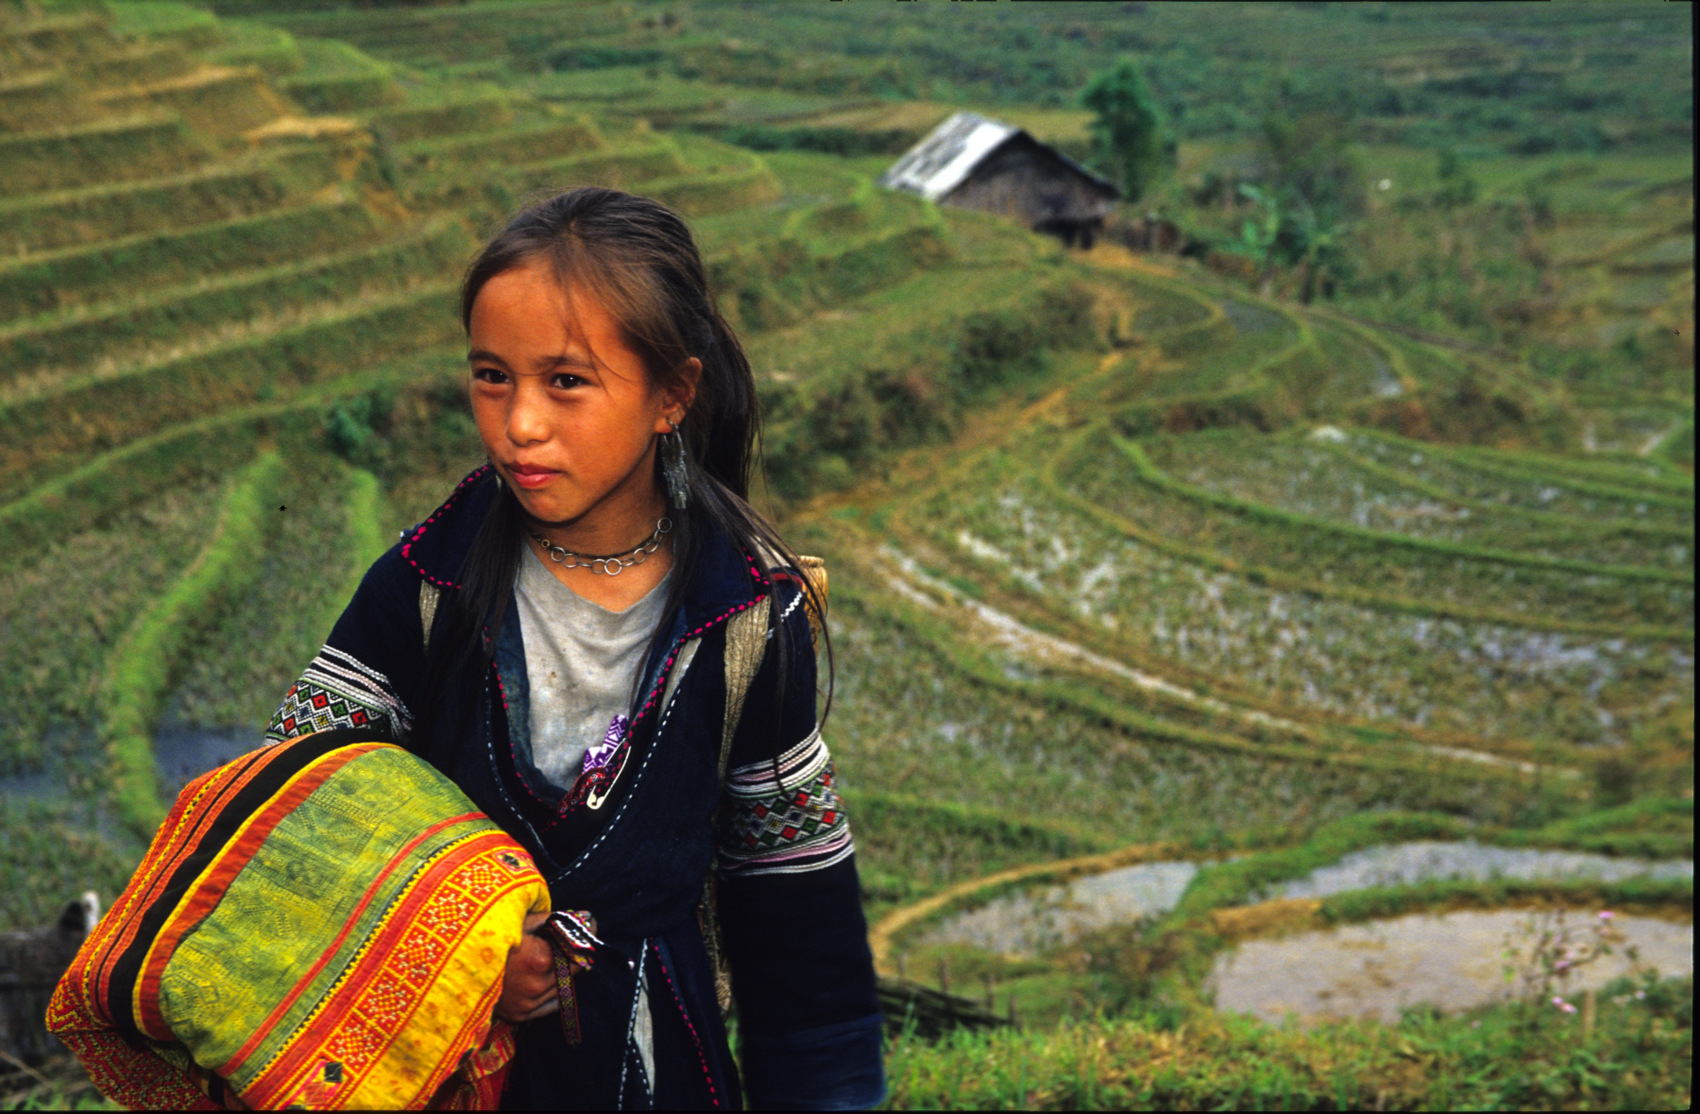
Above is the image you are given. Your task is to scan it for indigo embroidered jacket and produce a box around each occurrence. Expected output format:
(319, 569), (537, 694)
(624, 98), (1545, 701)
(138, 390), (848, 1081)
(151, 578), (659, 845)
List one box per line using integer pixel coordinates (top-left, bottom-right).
(264, 466), (884, 1110)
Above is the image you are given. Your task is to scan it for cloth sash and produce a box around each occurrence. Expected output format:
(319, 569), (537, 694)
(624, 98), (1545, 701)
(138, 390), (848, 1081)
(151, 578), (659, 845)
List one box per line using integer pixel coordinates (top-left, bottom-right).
(47, 731), (551, 1110)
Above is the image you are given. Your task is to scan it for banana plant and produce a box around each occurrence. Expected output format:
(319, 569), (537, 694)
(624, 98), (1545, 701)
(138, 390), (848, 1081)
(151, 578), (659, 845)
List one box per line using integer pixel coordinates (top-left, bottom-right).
(1236, 183), (1282, 297)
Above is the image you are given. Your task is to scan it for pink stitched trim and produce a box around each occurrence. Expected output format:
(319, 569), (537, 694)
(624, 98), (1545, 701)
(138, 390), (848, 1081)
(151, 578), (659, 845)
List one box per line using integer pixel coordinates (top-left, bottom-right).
(630, 595), (767, 729)
(401, 465), (488, 589)
(653, 942), (721, 1107)
(741, 546), (770, 585)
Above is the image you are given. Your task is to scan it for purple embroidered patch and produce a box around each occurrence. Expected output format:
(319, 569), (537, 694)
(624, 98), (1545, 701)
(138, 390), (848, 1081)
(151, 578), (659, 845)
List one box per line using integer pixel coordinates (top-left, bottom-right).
(582, 714), (628, 774)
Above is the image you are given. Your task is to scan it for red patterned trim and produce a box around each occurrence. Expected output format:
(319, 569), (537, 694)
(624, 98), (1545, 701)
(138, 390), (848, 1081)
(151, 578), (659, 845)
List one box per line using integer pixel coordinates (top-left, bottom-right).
(243, 829), (537, 1107)
(652, 942), (721, 1108)
(213, 812), (485, 1075)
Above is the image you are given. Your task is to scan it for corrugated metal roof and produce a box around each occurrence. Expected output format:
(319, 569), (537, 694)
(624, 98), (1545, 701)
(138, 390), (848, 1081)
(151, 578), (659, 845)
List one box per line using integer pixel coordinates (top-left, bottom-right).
(877, 111), (1020, 201)
(879, 110), (1120, 203)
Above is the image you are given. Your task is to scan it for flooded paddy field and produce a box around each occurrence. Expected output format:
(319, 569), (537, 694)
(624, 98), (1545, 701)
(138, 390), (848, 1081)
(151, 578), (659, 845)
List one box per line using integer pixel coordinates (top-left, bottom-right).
(1208, 908), (1692, 1026)
(919, 841), (1691, 957)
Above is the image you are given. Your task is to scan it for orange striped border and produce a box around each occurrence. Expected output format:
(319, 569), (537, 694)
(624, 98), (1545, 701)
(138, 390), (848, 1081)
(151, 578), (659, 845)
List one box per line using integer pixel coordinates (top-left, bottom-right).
(132, 743), (390, 1040)
(78, 752), (259, 1025)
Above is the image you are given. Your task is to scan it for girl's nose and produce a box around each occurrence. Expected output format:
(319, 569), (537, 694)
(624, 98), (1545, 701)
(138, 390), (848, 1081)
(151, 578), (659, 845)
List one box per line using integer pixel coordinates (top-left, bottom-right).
(507, 386), (551, 445)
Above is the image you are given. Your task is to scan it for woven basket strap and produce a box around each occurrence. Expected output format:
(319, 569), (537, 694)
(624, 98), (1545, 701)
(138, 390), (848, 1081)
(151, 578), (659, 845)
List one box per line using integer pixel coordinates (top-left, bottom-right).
(419, 582), (441, 652)
(720, 604), (769, 773)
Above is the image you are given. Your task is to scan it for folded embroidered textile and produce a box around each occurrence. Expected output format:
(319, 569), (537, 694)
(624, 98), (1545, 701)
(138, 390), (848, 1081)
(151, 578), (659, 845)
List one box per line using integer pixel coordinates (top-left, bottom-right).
(47, 730), (550, 1110)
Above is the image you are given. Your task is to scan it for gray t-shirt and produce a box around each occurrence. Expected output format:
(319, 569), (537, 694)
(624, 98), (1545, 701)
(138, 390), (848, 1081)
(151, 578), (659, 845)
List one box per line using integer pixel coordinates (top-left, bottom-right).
(515, 547), (673, 788)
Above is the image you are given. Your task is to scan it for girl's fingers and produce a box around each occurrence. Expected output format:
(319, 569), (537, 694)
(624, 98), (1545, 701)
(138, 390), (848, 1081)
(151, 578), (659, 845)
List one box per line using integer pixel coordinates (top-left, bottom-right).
(523, 997), (561, 1021)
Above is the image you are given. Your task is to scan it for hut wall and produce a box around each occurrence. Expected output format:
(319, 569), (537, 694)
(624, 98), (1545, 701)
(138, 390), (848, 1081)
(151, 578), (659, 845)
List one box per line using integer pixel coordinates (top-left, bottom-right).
(942, 138), (1116, 229)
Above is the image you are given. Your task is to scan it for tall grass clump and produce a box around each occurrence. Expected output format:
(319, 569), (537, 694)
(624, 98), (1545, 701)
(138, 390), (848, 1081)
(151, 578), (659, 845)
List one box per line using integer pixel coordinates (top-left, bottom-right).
(881, 979), (1692, 1110)
(100, 451), (284, 833)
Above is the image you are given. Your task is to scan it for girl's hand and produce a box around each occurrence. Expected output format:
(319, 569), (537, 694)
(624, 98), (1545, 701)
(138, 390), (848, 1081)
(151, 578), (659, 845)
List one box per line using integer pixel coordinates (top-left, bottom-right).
(496, 912), (559, 1023)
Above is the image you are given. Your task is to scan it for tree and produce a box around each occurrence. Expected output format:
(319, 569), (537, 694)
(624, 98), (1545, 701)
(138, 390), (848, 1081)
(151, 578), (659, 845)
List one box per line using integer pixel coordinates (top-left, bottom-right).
(1247, 90), (1363, 303)
(1236, 183), (1351, 303)
(1258, 107), (1362, 221)
(1081, 60), (1173, 204)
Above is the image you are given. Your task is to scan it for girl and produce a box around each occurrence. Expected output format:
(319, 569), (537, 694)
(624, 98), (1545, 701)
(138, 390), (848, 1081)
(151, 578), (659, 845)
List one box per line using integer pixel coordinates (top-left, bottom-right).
(263, 188), (884, 1109)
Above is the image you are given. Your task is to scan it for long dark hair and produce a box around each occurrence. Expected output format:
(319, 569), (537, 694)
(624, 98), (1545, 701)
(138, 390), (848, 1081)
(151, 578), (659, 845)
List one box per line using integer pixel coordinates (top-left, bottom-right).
(417, 187), (828, 766)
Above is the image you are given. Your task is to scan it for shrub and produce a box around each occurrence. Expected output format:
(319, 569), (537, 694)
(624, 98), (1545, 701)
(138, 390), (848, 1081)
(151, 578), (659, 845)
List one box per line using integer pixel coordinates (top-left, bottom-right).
(322, 386), (396, 473)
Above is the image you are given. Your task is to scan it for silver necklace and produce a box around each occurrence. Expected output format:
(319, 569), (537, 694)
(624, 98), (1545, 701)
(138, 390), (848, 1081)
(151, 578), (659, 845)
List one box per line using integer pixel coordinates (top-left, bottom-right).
(529, 517), (671, 576)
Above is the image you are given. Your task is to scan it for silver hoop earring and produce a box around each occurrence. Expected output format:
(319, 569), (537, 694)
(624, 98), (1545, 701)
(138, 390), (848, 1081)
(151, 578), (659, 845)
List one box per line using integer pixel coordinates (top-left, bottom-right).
(661, 421), (690, 510)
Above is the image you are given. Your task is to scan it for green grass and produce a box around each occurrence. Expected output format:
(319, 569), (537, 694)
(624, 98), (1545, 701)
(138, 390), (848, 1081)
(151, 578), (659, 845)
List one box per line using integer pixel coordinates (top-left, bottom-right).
(0, 143), (347, 254)
(163, 458), (390, 734)
(1349, 428), (1693, 524)
(0, 796), (148, 936)
(1508, 796), (1695, 861)
(104, 0), (223, 47)
(0, 12), (1688, 1112)
(1140, 429), (1691, 573)
(0, 198), (385, 319)
(0, 343), (460, 567)
(821, 555), (1550, 873)
(0, 217), (471, 387)
(881, 980), (1692, 1110)
(0, 476), (226, 780)
(207, 18), (304, 77)
(0, 113), (210, 195)
(0, 281), (462, 500)
(393, 114), (604, 171)
(82, 37), (195, 87)
(101, 450), (286, 833)
(910, 449), (1689, 749)
(279, 35), (401, 113)
(1071, 433), (1693, 630)
(848, 789), (1110, 922)
(370, 84), (514, 142)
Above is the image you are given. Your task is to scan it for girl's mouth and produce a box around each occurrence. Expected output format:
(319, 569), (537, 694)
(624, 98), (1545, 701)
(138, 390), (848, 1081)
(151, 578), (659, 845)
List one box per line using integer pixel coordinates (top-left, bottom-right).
(508, 465), (560, 490)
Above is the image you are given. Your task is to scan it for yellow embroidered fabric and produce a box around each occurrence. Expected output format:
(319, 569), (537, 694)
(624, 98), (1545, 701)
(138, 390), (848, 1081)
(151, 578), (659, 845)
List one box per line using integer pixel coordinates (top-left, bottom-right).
(49, 735), (550, 1110)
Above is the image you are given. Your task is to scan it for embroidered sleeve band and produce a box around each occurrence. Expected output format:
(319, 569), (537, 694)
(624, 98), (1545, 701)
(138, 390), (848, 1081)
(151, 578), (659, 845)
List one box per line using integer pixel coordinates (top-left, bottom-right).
(718, 727), (854, 877)
(264, 644), (412, 745)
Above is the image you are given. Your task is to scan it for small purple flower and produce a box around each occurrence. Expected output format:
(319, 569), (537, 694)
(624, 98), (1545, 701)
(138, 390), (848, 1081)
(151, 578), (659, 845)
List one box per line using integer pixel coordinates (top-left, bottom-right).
(1550, 995), (1578, 1014)
(1598, 910), (1615, 921)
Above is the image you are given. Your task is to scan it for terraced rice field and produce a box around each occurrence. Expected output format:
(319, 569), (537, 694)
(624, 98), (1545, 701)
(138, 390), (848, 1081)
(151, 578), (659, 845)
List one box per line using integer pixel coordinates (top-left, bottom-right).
(0, 0), (1114, 919)
(0, 3), (1690, 1079)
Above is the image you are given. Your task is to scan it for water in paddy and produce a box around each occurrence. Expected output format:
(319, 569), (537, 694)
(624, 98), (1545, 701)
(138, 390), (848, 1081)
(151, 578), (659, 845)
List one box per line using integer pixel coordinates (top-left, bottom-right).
(920, 842), (1690, 957)
(1263, 840), (1693, 899)
(153, 723), (264, 797)
(1208, 909), (1693, 1026)
(919, 860), (1201, 955)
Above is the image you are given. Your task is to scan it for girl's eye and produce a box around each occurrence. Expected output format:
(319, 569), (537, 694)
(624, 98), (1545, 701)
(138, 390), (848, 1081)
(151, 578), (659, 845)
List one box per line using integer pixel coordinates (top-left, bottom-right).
(551, 373), (587, 390)
(471, 366), (508, 385)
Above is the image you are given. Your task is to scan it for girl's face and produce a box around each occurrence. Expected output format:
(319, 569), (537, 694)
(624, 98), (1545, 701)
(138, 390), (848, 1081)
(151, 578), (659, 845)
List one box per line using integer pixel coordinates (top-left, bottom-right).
(467, 260), (695, 545)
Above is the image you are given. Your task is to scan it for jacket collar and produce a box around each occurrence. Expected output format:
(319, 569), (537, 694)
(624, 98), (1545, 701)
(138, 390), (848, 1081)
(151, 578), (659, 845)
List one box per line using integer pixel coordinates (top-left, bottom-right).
(401, 466), (769, 625)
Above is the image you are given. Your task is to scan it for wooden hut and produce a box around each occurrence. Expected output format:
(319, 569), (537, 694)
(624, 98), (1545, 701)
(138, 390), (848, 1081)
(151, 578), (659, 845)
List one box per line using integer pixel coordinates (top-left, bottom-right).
(879, 111), (1119, 247)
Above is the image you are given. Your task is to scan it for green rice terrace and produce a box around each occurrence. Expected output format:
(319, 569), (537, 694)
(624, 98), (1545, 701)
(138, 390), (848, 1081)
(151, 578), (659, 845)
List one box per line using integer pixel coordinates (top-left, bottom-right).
(0, 1), (1691, 1108)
